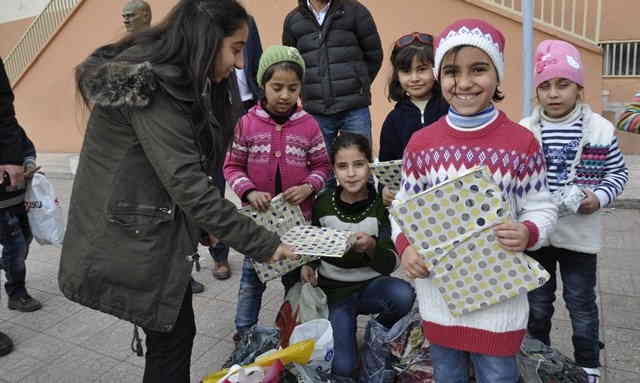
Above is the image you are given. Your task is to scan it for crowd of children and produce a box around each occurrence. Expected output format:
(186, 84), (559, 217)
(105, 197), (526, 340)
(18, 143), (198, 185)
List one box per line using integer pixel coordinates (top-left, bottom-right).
(210, 13), (631, 381)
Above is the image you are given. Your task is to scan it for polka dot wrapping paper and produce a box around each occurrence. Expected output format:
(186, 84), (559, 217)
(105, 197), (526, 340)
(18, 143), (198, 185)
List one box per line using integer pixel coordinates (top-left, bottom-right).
(281, 225), (355, 257)
(389, 167), (550, 317)
(370, 160), (403, 191)
(237, 195), (353, 282)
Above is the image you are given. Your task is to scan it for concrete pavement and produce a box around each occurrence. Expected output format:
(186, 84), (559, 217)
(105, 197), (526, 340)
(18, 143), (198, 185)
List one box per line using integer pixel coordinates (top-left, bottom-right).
(0, 153), (637, 382)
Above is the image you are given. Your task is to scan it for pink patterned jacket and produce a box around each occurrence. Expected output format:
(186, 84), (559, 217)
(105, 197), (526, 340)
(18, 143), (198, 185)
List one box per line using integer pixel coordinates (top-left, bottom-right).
(223, 104), (331, 220)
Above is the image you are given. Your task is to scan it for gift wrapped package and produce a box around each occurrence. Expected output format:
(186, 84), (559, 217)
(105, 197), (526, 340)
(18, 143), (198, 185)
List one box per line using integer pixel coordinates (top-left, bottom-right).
(238, 195), (353, 282)
(389, 167), (550, 316)
(370, 160), (403, 191)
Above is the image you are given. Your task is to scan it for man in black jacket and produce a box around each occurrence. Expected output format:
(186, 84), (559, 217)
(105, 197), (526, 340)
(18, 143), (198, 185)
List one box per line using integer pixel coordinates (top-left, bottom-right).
(283, 0), (382, 158)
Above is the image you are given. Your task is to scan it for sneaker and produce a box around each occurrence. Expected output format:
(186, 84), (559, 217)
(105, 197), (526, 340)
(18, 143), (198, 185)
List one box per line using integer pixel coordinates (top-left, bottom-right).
(190, 278), (205, 294)
(212, 261), (231, 280)
(0, 332), (13, 357)
(8, 294), (42, 312)
(582, 367), (600, 383)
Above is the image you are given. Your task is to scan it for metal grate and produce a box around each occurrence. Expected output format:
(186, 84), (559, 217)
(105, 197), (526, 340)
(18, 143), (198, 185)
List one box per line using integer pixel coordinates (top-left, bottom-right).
(600, 41), (640, 77)
(4, 0), (84, 86)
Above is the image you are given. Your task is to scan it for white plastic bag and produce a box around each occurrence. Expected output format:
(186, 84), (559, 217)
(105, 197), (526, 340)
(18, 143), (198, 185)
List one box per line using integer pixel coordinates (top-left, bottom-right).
(25, 173), (65, 246)
(290, 319), (334, 375)
(299, 283), (329, 323)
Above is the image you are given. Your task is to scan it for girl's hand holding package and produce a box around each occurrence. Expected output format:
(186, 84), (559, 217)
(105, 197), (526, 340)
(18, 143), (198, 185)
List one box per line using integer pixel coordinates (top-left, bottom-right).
(247, 191), (272, 211)
(283, 184), (314, 205)
(578, 189), (600, 215)
(494, 221), (530, 252)
(352, 232), (376, 255)
(381, 185), (396, 207)
(300, 265), (318, 286)
(401, 246), (430, 279)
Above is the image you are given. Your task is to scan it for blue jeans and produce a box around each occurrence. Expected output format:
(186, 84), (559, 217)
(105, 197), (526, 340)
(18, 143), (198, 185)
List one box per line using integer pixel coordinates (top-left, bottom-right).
(328, 276), (415, 378)
(209, 166), (229, 263)
(0, 208), (32, 298)
(312, 107), (372, 157)
(234, 257), (299, 333)
(430, 345), (519, 383)
(526, 246), (600, 368)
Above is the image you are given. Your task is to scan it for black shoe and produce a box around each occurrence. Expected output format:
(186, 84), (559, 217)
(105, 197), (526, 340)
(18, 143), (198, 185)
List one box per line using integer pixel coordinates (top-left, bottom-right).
(190, 278), (205, 294)
(0, 331), (13, 357)
(8, 294), (43, 312)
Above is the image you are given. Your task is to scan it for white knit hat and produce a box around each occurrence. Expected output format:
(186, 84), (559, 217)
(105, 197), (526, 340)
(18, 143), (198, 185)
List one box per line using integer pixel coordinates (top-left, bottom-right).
(434, 19), (506, 81)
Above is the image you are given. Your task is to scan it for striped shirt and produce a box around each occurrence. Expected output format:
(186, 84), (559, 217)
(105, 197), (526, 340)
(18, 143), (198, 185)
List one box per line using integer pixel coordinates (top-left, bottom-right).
(539, 107), (628, 207)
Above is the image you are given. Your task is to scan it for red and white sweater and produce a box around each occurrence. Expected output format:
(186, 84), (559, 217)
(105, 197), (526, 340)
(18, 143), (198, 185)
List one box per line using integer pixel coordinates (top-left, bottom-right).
(391, 111), (557, 356)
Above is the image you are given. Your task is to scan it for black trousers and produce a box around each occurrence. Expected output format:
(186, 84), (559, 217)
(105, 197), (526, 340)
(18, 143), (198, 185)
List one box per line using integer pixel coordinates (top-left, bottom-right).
(142, 284), (196, 383)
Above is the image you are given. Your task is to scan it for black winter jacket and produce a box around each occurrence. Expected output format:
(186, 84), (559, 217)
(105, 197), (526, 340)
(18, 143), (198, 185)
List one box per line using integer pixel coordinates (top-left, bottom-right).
(379, 95), (449, 162)
(283, 0), (382, 115)
(0, 58), (24, 165)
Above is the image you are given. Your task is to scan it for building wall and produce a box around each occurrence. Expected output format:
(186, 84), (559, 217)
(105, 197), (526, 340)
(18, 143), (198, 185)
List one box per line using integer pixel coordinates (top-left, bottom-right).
(10, 0), (605, 153)
(0, 16), (34, 58)
(600, 0), (640, 41)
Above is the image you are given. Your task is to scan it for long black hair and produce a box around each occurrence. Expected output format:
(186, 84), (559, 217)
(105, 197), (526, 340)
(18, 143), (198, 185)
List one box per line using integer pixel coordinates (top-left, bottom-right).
(76, 0), (250, 167)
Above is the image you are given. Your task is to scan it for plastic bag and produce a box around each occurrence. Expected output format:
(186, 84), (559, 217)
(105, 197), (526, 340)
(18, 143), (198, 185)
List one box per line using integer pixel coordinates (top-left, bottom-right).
(290, 319), (333, 376)
(277, 283), (329, 348)
(25, 172), (65, 246)
(299, 283), (328, 323)
(518, 336), (588, 383)
(361, 309), (433, 383)
(223, 326), (280, 368)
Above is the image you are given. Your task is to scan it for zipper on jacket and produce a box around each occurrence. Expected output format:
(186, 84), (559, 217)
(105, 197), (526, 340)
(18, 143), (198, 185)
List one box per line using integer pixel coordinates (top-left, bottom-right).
(115, 201), (173, 215)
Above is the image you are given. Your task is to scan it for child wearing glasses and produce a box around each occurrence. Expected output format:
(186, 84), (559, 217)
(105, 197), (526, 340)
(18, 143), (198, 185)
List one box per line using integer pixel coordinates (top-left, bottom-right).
(392, 20), (557, 383)
(379, 32), (449, 205)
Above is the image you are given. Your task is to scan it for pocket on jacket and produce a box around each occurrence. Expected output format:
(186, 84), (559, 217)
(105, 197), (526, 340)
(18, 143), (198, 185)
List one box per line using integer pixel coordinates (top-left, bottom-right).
(97, 206), (176, 292)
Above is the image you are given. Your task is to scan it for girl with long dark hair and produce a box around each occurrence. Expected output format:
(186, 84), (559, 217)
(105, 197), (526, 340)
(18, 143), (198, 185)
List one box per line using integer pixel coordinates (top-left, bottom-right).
(59, 1), (296, 381)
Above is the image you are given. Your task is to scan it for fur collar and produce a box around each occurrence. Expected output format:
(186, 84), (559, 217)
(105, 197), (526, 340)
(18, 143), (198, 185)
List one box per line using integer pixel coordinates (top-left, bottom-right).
(78, 45), (192, 108)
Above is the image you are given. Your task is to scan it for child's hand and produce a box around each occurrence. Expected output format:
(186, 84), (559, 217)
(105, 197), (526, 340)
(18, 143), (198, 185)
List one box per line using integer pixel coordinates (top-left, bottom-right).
(352, 232), (376, 254)
(401, 246), (429, 279)
(23, 166), (41, 179)
(283, 184), (313, 205)
(494, 221), (530, 252)
(247, 191), (272, 211)
(578, 189), (600, 215)
(300, 265), (318, 286)
(382, 186), (396, 207)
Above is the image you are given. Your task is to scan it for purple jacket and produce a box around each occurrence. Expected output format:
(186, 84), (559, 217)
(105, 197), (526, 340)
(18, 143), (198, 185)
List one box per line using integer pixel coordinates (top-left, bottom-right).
(224, 104), (331, 219)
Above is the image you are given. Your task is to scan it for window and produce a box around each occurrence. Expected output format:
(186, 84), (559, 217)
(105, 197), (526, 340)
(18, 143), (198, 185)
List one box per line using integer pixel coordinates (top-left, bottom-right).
(600, 41), (640, 77)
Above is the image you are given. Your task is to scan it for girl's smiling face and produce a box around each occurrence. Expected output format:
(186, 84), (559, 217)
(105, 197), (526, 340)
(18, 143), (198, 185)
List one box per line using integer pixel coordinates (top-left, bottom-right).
(440, 46), (499, 115)
(333, 146), (370, 198)
(398, 56), (435, 101)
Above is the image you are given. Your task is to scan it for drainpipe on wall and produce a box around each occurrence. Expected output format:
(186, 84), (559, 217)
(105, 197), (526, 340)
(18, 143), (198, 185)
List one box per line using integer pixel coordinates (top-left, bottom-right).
(522, 0), (534, 118)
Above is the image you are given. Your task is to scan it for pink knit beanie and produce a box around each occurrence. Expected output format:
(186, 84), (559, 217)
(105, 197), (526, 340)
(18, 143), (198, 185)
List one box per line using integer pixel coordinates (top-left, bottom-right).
(534, 40), (584, 87)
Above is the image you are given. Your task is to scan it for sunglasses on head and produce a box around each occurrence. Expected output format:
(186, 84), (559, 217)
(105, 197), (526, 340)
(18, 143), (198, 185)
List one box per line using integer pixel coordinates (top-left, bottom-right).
(395, 32), (434, 48)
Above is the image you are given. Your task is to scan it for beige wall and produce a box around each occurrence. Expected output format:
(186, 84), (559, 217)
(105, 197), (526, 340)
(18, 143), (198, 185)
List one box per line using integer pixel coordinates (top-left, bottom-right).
(0, 17), (34, 58)
(11, 0), (604, 154)
(601, 0), (640, 41)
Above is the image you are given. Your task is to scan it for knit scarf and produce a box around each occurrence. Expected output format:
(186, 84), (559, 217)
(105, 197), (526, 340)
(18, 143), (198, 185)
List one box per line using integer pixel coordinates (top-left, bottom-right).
(448, 104), (498, 129)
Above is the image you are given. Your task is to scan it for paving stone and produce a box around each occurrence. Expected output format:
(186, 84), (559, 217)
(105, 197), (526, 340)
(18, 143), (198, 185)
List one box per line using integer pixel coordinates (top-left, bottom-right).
(602, 367), (640, 383)
(35, 346), (120, 380)
(78, 320), (137, 361)
(94, 361), (144, 383)
(602, 327), (640, 373)
(0, 351), (47, 382)
(189, 340), (236, 383)
(18, 332), (73, 364)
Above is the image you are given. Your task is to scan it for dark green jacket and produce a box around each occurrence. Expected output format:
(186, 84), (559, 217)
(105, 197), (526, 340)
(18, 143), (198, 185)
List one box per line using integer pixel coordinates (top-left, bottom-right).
(59, 55), (280, 332)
